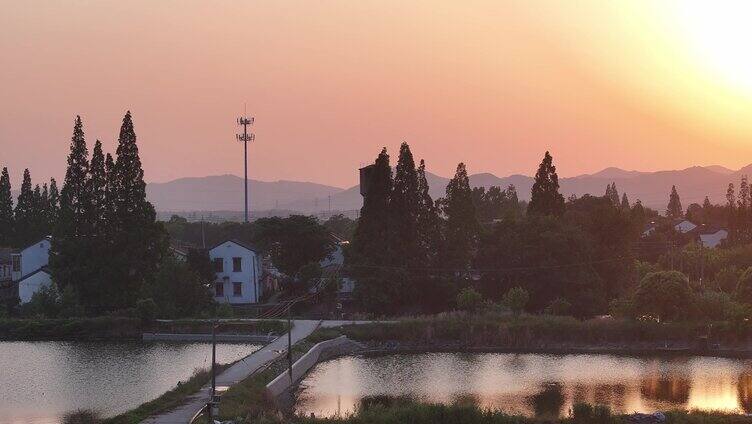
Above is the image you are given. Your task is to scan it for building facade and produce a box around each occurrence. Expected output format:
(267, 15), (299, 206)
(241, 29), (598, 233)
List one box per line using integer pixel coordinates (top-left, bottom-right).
(208, 240), (262, 304)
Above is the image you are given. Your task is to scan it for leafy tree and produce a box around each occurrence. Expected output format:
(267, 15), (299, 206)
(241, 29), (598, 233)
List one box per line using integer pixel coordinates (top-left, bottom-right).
(389, 142), (421, 268)
(323, 214), (356, 240)
(545, 297), (571, 316)
(456, 287), (483, 312)
(141, 256), (212, 318)
(736, 267), (752, 305)
(110, 111), (168, 310)
(605, 182), (619, 207)
(503, 286), (529, 315)
(51, 116), (91, 295)
(0, 167), (12, 246)
(685, 203), (703, 224)
(416, 159), (441, 265)
(255, 215), (334, 277)
(349, 148), (393, 312)
(633, 271), (691, 321)
(439, 163), (479, 269)
(528, 151), (565, 217)
(46, 178), (59, 230)
(186, 248), (215, 285)
(620, 193), (630, 211)
(666, 185), (683, 219)
(14, 169), (35, 246)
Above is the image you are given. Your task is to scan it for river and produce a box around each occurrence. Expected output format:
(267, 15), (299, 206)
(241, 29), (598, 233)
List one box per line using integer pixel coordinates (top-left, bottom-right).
(295, 352), (752, 418)
(0, 340), (260, 424)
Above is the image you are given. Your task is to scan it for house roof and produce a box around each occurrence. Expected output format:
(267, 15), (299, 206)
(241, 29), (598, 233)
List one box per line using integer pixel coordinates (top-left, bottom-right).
(20, 236), (51, 253)
(208, 239), (259, 253)
(17, 266), (51, 283)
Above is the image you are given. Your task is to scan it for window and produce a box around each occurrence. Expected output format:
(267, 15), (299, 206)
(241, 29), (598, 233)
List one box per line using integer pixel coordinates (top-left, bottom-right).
(11, 256), (20, 273)
(212, 258), (223, 273)
(214, 282), (224, 297)
(233, 282), (242, 297)
(232, 257), (242, 272)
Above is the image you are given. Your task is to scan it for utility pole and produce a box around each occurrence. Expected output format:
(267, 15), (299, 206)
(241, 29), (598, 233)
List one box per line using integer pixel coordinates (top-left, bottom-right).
(287, 305), (293, 383)
(209, 319), (218, 418)
(236, 115), (255, 223)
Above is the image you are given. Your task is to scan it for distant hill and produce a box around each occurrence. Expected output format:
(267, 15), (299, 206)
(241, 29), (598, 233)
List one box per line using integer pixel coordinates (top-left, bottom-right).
(145, 164), (752, 214)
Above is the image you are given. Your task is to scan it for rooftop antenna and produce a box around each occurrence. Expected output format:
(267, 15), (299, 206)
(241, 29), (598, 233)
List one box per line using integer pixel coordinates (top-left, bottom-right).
(236, 107), (255, 223)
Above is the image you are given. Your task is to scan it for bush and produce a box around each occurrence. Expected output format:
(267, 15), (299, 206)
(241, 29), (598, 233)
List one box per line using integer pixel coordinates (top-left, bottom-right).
(216, 303), (234, 318)
(544, 298), (571, 316)
(502, 287), (529, 315)
(456, 287), (483, 312)
(633, 271), (691, 322)
(737, 267), (752, 304)
(62, 409), (101, 424)
(136, 298), (158, 323)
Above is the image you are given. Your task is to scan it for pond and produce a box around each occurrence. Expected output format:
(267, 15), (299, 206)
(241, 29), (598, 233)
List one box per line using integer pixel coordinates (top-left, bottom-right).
(295, 352), (752, 418)
(0, 341), (260, 424)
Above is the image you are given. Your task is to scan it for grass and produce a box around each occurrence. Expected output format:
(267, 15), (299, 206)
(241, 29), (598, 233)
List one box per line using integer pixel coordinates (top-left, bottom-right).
(0, 317), (288, 341)
(213, 339), (315, 422)
(103, 365), (229, 424)
(307, 311), (752, 349)
(62, 409), (102, 424)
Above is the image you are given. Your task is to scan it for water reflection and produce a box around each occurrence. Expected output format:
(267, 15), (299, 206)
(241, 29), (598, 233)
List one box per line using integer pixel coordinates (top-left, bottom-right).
(0, 341), (260, 424)
(295, 353), (752, 418)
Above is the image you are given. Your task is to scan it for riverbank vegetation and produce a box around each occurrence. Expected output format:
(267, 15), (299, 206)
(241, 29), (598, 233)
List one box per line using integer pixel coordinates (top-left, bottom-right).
(308, 312), (752, 351)
(0, 316), (286, 341)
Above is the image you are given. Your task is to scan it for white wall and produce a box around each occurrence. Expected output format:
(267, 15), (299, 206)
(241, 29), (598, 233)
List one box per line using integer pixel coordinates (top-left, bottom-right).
(20, 238), (50, 278)
(209, 241), (261, 304)
(18, 270), (52, 304)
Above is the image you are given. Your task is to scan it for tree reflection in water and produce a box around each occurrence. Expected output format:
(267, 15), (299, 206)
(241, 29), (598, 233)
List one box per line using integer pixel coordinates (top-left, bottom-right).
(528, 382), (565, 418)
(640, 375), (691, 404)
(738, 373), (752, 413)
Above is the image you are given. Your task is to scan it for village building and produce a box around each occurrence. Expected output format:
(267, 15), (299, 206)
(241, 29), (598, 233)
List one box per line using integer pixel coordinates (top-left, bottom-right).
(209, 239), (262, 304)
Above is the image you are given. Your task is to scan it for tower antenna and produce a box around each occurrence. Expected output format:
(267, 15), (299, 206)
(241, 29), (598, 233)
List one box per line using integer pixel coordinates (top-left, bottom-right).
(236, 113), (255, 223)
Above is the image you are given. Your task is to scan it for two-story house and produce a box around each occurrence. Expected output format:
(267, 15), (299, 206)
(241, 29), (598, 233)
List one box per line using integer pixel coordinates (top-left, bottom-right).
(208, 239), (262, 304)
(13, 237), (53, 304)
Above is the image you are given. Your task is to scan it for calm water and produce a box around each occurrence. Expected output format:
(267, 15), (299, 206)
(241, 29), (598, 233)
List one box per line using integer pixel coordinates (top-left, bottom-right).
(0, 341), (260, 424)
(296, 353), (752, 418)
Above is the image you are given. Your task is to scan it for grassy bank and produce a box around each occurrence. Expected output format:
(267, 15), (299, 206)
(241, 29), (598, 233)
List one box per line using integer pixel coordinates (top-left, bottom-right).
(309, 312), (752, 350)
(103, 365), (229, 424)
(0, 317), (287, 341)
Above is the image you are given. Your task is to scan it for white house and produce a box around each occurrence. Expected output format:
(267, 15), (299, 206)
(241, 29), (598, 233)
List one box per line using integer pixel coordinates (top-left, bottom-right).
(699, 228), (728, 248)
(11, 237), (52, 304)
(17, 267), (52, 304)
(674, 219), (697, 234)
(209, 239), (262, 304)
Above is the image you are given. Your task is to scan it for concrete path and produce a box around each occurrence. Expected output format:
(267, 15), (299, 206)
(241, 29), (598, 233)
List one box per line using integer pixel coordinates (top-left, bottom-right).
(141, 319), (322, 424)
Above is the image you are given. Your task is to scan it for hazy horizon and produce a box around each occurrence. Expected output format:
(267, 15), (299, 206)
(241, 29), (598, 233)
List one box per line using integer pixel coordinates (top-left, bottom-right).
(4, 1), (752, 187)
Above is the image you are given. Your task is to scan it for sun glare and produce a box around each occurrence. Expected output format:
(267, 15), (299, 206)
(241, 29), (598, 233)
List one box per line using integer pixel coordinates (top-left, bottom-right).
(673, 1), (752, 93)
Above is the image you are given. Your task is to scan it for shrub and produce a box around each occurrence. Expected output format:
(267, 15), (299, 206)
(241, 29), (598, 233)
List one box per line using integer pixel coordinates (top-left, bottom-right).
(456, 287), (483, 312)
(633, 271), (691, 322)
(136, 298), (158, 323)
(216, 303), (234, 318)
(502, 287), (529, 315)
(62, 409), (101, 424)
(544, 298), (571, 316)
(737, 267), (752, 304)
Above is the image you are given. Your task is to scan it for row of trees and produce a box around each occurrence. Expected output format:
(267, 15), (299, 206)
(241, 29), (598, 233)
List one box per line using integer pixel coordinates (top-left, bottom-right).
(348, 146), (652, 316)
(0, 168), (59, 248)
(4, 113), (171, 316)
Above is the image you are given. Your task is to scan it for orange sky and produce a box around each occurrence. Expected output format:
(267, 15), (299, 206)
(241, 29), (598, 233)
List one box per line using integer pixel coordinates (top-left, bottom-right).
(2, 0), (752, 188)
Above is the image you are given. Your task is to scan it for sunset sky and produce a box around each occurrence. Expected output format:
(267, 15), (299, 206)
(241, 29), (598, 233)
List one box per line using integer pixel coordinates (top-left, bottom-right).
(3, 0), (752, 188)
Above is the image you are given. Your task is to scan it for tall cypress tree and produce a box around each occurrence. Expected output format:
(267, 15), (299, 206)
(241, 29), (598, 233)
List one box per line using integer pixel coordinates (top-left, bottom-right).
(620, 193), (630, 211)
(88, 141), (108, 229)
(0, 168), (13, 246)
(14, 169), (35, 246)
(389, 143), (421, 266)
(47, 178), (60, 231)
(528, 151), (565, 217)
(51, 116), (91, 293)
(416, 159), (441, 266)
(440, 163), (479, 269)
(666, 185), (683, 219)
(110, 111), (166, 309)
(349, 148), (392, 311)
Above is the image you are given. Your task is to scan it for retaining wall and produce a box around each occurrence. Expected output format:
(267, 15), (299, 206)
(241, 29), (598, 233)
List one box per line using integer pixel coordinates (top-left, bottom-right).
(142, 333), (276, 343)
(266, 336), (360, 398)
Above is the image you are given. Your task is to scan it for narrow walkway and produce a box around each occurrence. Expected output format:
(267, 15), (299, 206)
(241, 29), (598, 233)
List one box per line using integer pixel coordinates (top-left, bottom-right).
(141, 319), (322, 424)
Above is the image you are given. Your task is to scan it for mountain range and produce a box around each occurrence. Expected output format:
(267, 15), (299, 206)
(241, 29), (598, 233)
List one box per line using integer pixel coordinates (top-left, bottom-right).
(146, 165), (752, 214)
